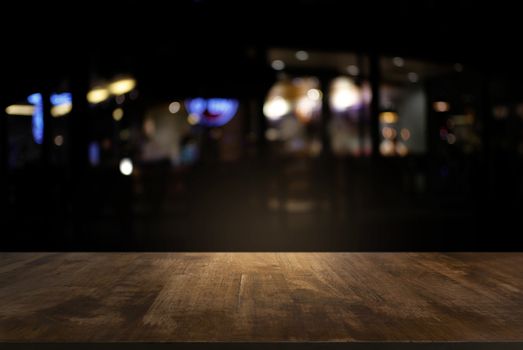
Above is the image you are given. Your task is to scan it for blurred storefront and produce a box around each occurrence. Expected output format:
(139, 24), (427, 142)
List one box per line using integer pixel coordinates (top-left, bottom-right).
(2, 42), (523, 251)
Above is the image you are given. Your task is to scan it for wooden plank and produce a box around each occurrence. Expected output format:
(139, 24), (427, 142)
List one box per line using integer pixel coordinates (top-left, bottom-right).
(0, 253), (522, 342)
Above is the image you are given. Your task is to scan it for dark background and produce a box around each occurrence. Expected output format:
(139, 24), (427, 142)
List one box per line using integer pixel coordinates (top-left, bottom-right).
(1, 0), (523, 251)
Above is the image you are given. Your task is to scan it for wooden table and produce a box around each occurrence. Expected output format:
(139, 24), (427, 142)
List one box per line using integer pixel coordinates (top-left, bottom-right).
(1, 252), (523, 345)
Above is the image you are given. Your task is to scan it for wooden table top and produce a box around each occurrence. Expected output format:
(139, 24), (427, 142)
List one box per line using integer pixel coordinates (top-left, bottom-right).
(1, 252), (523, 342)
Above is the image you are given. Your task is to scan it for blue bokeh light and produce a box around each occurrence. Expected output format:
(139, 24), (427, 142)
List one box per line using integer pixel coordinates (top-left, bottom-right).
(50, 92), (72, 106)
(27, 92), (72, 145)
(185, 98), (239, 127)
(27, 93), (43, 145)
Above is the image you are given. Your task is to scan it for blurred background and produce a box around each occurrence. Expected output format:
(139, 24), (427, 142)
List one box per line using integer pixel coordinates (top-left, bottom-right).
(2, 0), (523, 251)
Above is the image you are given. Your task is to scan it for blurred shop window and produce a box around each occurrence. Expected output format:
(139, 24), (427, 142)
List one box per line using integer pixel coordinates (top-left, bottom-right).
(263, 77), (322, 157)
(141, 97), (242, 167)
(265, 48), (371, 157)
(425, 64), (483, 157)
(489, 78), (523, 156)
(5, 92), (72, 169)
(142, 103), (191, 166)
(329, 77), (372, 157)
(380, 56), (483, 158)
(379, 57), (435, 157)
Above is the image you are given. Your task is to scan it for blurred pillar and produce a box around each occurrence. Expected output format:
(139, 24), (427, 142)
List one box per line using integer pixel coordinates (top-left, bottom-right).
(257, 95), (268, 158)
(39, 91), (53, 237)
(480, 70), (492, 161)
(320, 75), (333, 158)
(67, 56), (91, 243)
(369, 52), (382, 158)
(41, 91), (53, 167)
(255, 45), (269, 158)
(0, 98), (8, 211)
(355, 53), (366, 154)
(479, 69), (493, 207)
(69, 69), (90, 175)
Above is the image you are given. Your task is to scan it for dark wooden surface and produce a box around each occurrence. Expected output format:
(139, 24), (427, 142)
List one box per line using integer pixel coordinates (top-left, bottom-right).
(1, 253), (523, 342)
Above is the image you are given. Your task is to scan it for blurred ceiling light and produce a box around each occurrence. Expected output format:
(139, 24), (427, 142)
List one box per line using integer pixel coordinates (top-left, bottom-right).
(295, 50), (309, 61)
(271, 60), (285, 71)
(187, 113), (200, 125)
(87, 87), (110, 104)
(5, 105), (34, 115)
(51, 103), (72, 117)
(454, 63), (464, 72)
(54, 135), (64, 146)
(307, 88), (322, 101)
(112, 108), (124, 121)
(169, 101), (181, 114)
(49, 92), (72, 117)
(330, 77), (361, 112)
(346, 65), (359, 76)
(331, 89), (358, 111)
(407, 72), (419, 83)
(108, 78), (136, 95)
(433, 101), (450, 112)
(393, 57), (405, 67)
(379, 111), (399, 124)
(263, 96), (291, 121)
(119, 158), (133, 176)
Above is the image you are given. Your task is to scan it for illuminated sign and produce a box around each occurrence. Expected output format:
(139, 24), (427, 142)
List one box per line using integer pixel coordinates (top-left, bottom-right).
(27, 92), (72, 144)
(50, 92), (72, 106)
(27, 93), (43, 145)
(185, 98), (239, 127)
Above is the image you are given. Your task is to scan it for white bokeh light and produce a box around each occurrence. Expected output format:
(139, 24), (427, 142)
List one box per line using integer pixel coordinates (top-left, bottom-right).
(295, 50), (309, 61)
(271, 60), (285, 71)
(330, 77), (361, 112)
(119, 158), (133, 176)
(263, 96), (291, 120)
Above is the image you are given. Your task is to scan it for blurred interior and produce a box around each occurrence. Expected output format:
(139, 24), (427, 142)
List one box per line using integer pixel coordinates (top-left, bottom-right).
(2, 0), (523, 251)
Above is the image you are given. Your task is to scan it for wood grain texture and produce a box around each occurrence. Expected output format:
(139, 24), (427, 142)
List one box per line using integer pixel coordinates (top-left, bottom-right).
(1, 253), (523, 342)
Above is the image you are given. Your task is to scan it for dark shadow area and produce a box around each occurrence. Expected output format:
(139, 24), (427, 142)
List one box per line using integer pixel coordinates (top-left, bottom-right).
(2, 1), (523, 251)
